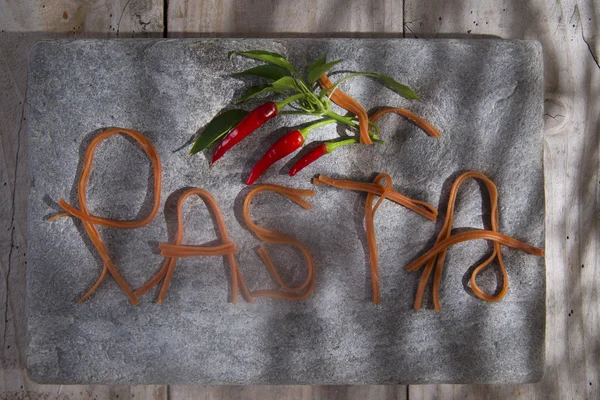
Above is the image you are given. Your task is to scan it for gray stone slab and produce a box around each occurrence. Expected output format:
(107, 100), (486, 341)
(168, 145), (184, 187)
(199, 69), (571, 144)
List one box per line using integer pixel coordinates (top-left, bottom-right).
(26, 38), (544, 384)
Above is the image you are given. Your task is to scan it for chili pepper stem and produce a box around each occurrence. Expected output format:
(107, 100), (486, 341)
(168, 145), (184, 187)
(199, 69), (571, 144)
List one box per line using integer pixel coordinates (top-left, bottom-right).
(279, 111), (318, 117)
(325, 138), (359, 153)
(279, 110), (380, 138)
(322, 110), (357, 127)
(298, 118), (337, 138)
(276, 94), (306, 111)
(323, 110), (382, 140)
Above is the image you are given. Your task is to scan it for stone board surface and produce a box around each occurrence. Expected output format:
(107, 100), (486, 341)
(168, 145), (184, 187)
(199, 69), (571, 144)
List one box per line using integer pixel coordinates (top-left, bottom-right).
(27, 38), (544, 384)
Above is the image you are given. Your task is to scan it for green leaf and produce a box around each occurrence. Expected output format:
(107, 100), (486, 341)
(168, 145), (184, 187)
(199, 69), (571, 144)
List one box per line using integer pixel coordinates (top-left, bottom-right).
(307, 56), (326, 77)
(232, 50), (297, 74)
(190, 109), (249, 155)
(307, 58), (343, 84)
(271, 76), (298, 91)
(366, 73), (421, 101)
(235, 84), (286, 104)
(233, 64), (292, 80)
(320, 72), (421, 102)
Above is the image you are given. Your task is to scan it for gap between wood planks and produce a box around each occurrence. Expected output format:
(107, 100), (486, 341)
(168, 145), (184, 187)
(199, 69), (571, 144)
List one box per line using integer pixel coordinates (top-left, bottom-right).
(2, 87), (25, 357)
(164, 0), (169, 38)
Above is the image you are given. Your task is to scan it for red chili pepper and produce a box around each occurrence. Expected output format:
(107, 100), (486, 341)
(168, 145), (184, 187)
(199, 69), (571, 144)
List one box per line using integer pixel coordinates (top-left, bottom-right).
(245, 118), (338, 184)
(211, 102), (278, 165)
(288, 144), (327, 177)
(289, 138), (357, 176)
(246, 130), (305, 185)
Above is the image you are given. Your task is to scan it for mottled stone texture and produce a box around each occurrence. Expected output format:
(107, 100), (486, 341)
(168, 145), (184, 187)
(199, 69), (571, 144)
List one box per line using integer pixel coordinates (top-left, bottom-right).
(27, 39), (544, 384)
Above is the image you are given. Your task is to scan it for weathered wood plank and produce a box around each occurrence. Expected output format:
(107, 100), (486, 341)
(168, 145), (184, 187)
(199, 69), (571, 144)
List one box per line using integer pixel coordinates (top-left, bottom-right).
(0, 0), (163, 36)
(0, 380), (168, 400)
(403, 0), (599, 398)
(0, 0), (164, 397)
(312, 386), (406, 400)
(169, 385), (406, 400)
(167, 0), (403, 36)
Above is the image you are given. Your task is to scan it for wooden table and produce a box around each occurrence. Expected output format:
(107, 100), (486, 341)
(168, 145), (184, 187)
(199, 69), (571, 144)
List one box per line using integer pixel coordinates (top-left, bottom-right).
(1, 0), (597, 398)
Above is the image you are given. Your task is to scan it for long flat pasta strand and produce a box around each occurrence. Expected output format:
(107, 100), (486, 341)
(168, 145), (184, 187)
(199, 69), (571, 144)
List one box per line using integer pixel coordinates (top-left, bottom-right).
(243, 184), (316, 300)
(312, 175), (438, 221)
(159, 242), (237, 257)
(50, 128), (162, 304)
(365, 173), (393, 304)
(369, 107), (442, 138)
(319, 74), (373, 145)
(313, 173), (436, 304)
(407, 230), (544, 271)
(413, 172), (499, 311)
(134, 258), (172, 298)
(408, 171), (544, 311)
(135, 188), (252, 304)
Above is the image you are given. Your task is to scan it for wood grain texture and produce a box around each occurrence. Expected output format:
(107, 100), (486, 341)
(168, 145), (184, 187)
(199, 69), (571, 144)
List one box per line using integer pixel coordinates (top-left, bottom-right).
(0, 0), (163, 36)
(0, 383), (167, 400)
(404, 0), (600, 398)
(0, 0), (165, 397)
(169, 385), (407, 400)
(167, 0), (404, 36)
